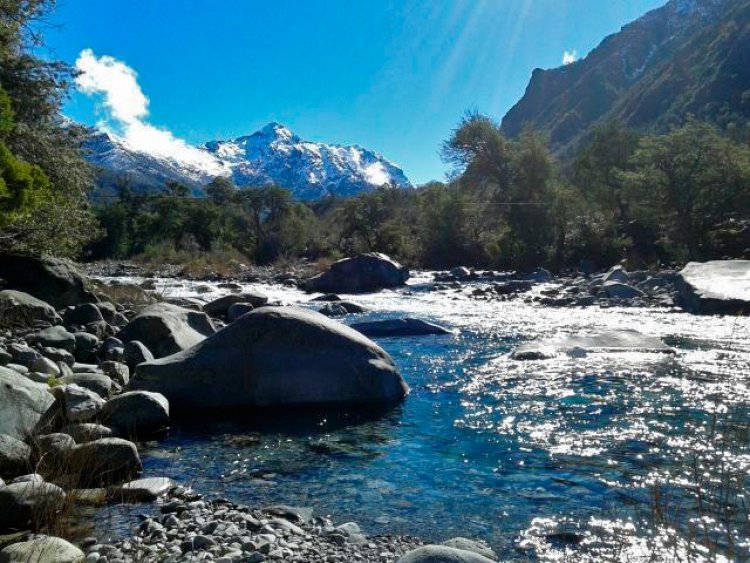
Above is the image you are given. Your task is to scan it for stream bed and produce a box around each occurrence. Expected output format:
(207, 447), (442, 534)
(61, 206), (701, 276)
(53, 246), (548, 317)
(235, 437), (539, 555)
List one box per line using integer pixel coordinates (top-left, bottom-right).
(95, 274), (750, 562)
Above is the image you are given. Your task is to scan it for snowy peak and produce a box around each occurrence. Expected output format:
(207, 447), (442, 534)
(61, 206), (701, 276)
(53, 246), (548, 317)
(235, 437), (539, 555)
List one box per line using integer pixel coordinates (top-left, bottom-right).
(87, 123), (412, 200)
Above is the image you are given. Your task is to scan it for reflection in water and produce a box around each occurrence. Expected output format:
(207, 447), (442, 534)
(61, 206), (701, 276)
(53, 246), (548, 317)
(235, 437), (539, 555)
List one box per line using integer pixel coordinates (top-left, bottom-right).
(96, 275), (750, 561)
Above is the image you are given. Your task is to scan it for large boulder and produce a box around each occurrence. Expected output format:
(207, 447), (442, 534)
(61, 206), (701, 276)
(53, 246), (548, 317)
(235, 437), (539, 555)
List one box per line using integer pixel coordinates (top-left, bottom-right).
(305, 253), (409, 294)
(512, 329), (672, 360)
(0, 481), (66, 532)
(0, 535), (84, 563)
(397, 546), (498, 563)
(675, 260), (750, 315)
(0, 290), (61, 327)
(67, 438), (142, 485)
(130, 306), (409, 412)
(118, 303), (216, 358)
(602, 281), (645, 300)
(0, 254), (96, 309)
(101, 391), (169, 435)
(0, 367), (55, 440)
(0, 435), (31, 478)
(203, 293), (268, 317)
(350, 318), (453, 337)
(30, 326), (76, 353)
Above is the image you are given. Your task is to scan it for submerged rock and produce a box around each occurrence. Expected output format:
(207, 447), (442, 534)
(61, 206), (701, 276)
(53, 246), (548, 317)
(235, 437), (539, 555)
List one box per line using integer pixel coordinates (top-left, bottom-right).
(305, 253), (409, 294)
(350, 318), (453, 337)
(397, 545), (498, 563)
(130, 306), (408, 411)
(675, 260), (750, 315)
(512, 329), (672, 360)
(118, 303), (216, 358)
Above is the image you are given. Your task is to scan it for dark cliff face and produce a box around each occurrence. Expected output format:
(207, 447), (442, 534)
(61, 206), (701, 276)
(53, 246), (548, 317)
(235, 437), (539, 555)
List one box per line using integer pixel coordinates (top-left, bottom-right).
(501, 0), (750, 154)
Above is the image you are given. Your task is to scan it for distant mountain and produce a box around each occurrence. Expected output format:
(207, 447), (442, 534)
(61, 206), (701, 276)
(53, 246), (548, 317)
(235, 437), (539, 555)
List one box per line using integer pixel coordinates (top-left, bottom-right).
(502, 0), (750, 154)
(85, 123), (412, 200)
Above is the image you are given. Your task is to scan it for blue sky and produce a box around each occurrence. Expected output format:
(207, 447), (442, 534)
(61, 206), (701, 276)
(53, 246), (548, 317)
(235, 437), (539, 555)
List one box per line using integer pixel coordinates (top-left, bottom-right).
(47, 0), (665, 184)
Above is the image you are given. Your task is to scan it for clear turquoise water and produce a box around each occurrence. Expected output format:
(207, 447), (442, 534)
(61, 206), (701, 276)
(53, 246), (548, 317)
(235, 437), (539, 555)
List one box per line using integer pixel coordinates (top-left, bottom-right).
(98, 276), (750, 561)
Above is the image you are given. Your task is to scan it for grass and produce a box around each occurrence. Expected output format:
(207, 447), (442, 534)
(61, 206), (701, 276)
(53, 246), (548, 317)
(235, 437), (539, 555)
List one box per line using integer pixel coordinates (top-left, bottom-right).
(133, 243), (251, 278)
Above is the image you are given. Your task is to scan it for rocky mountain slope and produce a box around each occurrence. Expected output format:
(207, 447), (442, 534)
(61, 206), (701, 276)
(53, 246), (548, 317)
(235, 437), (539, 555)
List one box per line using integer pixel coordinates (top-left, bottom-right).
(85, 123), (411, 200)
(502, 0), (750, 153)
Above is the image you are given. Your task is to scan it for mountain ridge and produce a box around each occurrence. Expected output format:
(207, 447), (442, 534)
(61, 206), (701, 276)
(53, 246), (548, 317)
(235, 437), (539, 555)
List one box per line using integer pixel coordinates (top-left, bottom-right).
(85, 123), (412, 200)
(501, 0), (750, 154)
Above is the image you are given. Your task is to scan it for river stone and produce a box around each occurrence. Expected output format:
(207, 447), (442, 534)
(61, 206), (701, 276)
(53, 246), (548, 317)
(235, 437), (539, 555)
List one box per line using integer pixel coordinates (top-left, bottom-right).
(441, 538), (497, 560)
(0, 254), (97, 309)
(305, 253), (410, 294)
(675, 260), (750, 315)
(0, 481), (66, 532)
(67, 438), (142, 485)
(60, 423), (113, 443)
(0, 367), (55, 440)
(0, 291), (61, 327)
(350, 318), (453, 337)
(7, 344), (41, 367)
(0, 435), (30, 478)
(32, 433), (76, 471)
(118, 303), (216, 358)
(63, 303), (103, 326)
(58, 384), (105, 423)
(512, 329), (672, 360)
(397, 545), (498, 563)
(96, 301), (118, 323)
(29, 357), (59, 377)
(0, 535), (84, 562)
(112, 476), (176, 502)
(204, 293), (268, 317)
(73, 332), (98, 353)
(124, 340), (154, 371)
(130, 306), (408, 411)
(31, 326), (76, 353)
(100, 361), (129, 386)
(40, 347), (74, 367)
(227, 302), (255, 322)
(58, 373), (114, 398)
(602, 281), (645, 300)
(101, 391), (169, 435)
(604, 265), (630, 284)
(0, 349), (10, 366)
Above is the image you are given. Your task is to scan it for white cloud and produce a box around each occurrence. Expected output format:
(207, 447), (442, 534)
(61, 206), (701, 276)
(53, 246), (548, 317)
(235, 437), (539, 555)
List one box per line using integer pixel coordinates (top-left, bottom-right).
(562, 50), (578, 65)
(75, 49), (225, 174)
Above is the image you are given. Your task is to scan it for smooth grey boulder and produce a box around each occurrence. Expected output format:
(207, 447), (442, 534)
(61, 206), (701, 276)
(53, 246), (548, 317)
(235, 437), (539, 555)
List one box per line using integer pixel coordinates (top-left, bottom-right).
(204, 293), (268, 317)
(63, 303), (103, 326)
(131, 306), (409, 411)
(124, 340), (154, 371)
(319, 301), (368, 317)
(397, 546), (497, 563)
(32, 433), (76, 471)
(0, 481), (66, 532)
(58, 373), (114, 398)
(112, 476), (176, 502)
(31, 326), (76, 353)
(0, 434), (30, 477)
(60, 423), (113, 443)
(227, 302), (255, 322)
(67, 438), (142, 485)
(441, 538), (497, 560)
(675, 260), (750, 315)
(40, 347), (74, 367)
(56, 384), (105, 423)
(100, 361), (129, 386)
(0, 366), (55, 440)
(29, 357), (59, 377)
(7, 343), (42, 366)
(73, 331), (99, 354)
(305, 253), (410, 294)
(0, 535), (84, 563)
(602, 281), (645, 300)
(350, 318), (453, 337)
(118, 303), (216, 358)
(0, 290), (61, 327)
(96, 301), (118, 323)
(604, 265), (630, 284)
(102, 391), (169, 435)
(512, 329), (672, 360)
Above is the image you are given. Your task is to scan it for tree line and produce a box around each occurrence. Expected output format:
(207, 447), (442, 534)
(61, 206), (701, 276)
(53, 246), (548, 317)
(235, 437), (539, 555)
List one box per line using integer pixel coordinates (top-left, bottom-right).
(91, 115), (750, 271)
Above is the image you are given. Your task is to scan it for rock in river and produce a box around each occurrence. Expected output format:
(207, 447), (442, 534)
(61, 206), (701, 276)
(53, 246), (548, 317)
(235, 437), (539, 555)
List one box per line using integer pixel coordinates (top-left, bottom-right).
(512, 329), (672, 360)
(130, 306), (409, 411)
(118, 303), (216, 358)
(305, 253), (409, 294)
(350, 318), (453, 337)
(0, 535), (84, 563)
(0, 366), (55, 440)
(675, 260), (750, 315)
(398, 545), (498, 563)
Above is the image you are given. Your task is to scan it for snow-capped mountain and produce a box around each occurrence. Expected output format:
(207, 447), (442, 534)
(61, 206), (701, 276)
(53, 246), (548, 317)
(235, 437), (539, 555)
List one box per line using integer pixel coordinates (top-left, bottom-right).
(85, 123), (412, 200)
